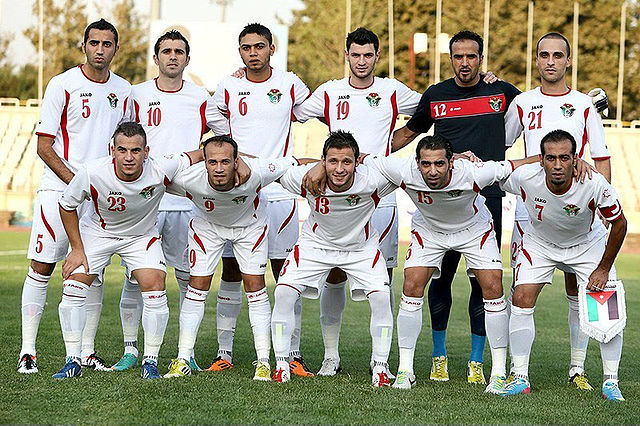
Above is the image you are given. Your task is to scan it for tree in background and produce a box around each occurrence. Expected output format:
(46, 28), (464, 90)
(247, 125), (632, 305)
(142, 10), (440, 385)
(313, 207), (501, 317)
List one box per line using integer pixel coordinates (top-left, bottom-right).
(108, 0), (148, 85)
(0, 33), (37, 99)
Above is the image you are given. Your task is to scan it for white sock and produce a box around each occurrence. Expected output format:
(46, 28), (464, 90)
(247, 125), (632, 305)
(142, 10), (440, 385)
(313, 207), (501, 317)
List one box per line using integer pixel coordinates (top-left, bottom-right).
(372, 278), (395, 365)
(600, 332), (623, 382)
(58, 280), (89, 359)
(397, 294), (423, 373)
(20, 267), (51, 356)
(289, 297), (302, 360)
(119, 276), (142, 357)
(271, 285), (299, 370)
(141, 290), (169, 360)
(484, 296), (508, 378)
(368, 290), (393, 364)
(177, 286), (208, 360)
(175, 269), (190, 310)
(81, 280), (103, 358)
(216, 280), (241, 361)
(509, 305), (536, 378)
(247, 287), (271, 363)
(320, 280), (347, 360)
(567, 295), (588, 376)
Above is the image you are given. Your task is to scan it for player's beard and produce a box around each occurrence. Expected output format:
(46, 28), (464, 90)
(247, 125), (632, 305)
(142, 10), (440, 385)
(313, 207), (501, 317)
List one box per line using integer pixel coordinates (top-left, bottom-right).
(455, 66), (479, 84)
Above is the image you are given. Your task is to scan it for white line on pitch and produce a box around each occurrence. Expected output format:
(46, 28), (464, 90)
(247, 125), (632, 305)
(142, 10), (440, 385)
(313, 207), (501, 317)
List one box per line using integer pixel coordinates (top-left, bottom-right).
(0, 250), (27, 256)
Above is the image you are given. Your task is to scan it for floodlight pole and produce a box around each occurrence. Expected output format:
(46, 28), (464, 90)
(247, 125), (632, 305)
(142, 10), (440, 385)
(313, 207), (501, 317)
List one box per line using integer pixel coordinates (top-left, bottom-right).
(344, 0), (351, 78)
(525, 1), (534, 91)
(409, 35), (415, 89)
(38, 0), (43, 103)
(434, 0), (442, 84)
(616, 1), (627, 122)
(482, 0), (490, 73)
(572, 1), (579, 90)
(388, 0), (394, 78)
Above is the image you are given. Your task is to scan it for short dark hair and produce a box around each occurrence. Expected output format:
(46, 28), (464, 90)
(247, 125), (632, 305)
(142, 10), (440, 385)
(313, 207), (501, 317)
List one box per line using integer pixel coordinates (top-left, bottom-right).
(346, 27), (379, 52)
(239, 23), (273, 45)
(536, 32), (571, 57)
(449, 30), (483, 57)
(322, 131), (359, 159)
(540, 129), (576, 156)
(113, 122), (146, 147)
(415, 134), (453, 161)
(202, 135), (238, 159)
(84, 18), (118, 46)
(154, 30), (190, 56)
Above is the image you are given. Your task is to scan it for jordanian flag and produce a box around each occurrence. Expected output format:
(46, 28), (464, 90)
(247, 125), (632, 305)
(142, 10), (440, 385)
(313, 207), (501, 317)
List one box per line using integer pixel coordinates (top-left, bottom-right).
(586, 291), (620, 322)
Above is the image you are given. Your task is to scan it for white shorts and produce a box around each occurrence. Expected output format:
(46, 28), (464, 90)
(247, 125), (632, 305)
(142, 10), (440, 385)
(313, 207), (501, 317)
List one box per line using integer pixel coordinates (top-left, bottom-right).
(277, 239), (389, 301)
(28, 190), (91, 263)
(404, 222), (502, 279)
(189, 216), (269, 277)
(72, 230), (166, 278)
(157, 210), (193, 271)
(514, 234), (617, 286)
(370, 205), (399, 268)
(509, 220), (527, 268)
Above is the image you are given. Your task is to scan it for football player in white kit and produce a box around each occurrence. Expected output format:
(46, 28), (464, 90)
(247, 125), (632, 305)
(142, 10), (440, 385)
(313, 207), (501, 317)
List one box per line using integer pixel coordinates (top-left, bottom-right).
(54, 122), (203, 379)
(208, 23), (312, 376)
(163, 136), (309, 380)
(271, 131), (396, 386)
(500, 130), (627, 401)
(363, 135), (536, 393)
(18, 19), (131, 374)
(292, 27), (421, 377)
(504, 32), (612, 390)
(113, 30), (229, 372)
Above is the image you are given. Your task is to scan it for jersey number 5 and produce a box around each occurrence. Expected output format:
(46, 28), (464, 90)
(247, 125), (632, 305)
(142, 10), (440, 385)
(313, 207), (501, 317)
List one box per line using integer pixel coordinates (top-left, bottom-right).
(81, 98), (91, 118)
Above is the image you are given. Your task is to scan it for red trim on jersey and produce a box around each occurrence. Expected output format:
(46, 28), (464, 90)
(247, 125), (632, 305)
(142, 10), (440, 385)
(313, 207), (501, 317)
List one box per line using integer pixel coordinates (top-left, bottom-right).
(516, 104), (527, 156)
(516, 221), (525, 236)
(61, 90), (70, 160)
(278, 201), (297, 234)
(365, 290), (380, 297)
(588, 198), (597, 230)
(386, 91), (399, 156)
(540, 87), (571, 97)
(591, 156), (611, 161)
(90, 185), (106, 229)
(223, 89), (232, 136)
(472, 193), (479, 214)
(184, 151), (195, 166)
(600, 201), (622, 221)
(348, 76), (375, 90)
(122, 96), (129, 117)
(186, 191), (193, 200)
(277, 283), (301, 294)
(479, 223), (494, 249)
(372, 249), (382, 268)
(323, 92), (331, 131)
(163, 176), (171, 186)
(364, 222), (370, 240)
(411, 230), (424, 248)
(371, 189), (381, 207)
(154, 77), (184, 93)
(520, 187), (527, 202)
(521, 247), (533, 265)
(300, 185), (307, 197)
(189, 219), (206, 253)
(473, 182), (481, 193)
(35, 132), (56, 139)
(293, 244), (300, 266)
(253, 185), (262, 210)
(133, 100), (140, 123)
(245, 67), (273, 83)
(59, 203), (75, 212)
(508, 160), (515, 171)
(146, 236), (160, 250)
(79, 64), (110, 84)
(251, 224), (268, 252)
(378, 208), (396, 243)
(312, 222), (318, 232)
(545, 177), (572, 195)
(579, 108), (589, 158)
(429, 94), (507, 119)
(199, 101), (208, 137)
(400, 181), (406, 190)
(283, 85), (295, 156)
(40, 206), (56, 241)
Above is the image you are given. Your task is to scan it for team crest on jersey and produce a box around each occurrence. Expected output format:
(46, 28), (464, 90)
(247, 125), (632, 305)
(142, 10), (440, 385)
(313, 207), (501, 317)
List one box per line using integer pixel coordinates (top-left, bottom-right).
(561, 103), (575, 117)
(366, 92), (381, 108)
(140, 185), (155, 199)
(107, 92), (119, 109)
(267, 89), (282, 104)
(563, 204), (580, 216)
(232, 195), (248, 204)
(447, 190), (462, 197)
(268, 163), (276, 172)
(488, 97), (503, 112)
(346, 194), (361, 206)
(603, 189), (611, 199)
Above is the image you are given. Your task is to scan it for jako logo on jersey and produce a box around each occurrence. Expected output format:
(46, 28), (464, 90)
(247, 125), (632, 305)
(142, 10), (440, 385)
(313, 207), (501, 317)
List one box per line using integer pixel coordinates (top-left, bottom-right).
(488, 96), (503, 112)
(346, 194), (361, 206)
(268, 89), (282, 104)
(367, 92), (381, 108)
(447, 190), (462, 197)
(560, 103), (575, 117)
(232, 195), (248, 204)
(140, 185), (155, 199)
(563, 204), (580, 216)
(107, 92), (119, 108)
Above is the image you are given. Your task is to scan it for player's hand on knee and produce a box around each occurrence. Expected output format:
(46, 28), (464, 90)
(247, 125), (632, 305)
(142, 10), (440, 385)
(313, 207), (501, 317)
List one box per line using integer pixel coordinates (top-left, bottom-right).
(481, 71), (499, 84)
(63, 249), (88, 279)
(303, 162), (327, 196)
(587, 267), (608, 291)
(231, 67), (246, 79)
(588, 87), (609, 117)
(574, 158), (594, 183)
(234, 157), (251, 187)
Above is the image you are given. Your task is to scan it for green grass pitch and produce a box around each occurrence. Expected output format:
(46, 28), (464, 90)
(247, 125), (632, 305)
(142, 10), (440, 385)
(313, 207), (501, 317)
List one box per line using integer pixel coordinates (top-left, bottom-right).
(0, 230), (638, 423)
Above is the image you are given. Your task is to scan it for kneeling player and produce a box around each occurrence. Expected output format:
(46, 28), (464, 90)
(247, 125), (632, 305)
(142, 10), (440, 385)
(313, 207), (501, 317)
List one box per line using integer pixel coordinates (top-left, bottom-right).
(163, 136), (305, 380)
(364, 135), (536, 392)
(55, 122), (201, 379)
(501, 130), (627, 401)
(271, 131), (396, 386)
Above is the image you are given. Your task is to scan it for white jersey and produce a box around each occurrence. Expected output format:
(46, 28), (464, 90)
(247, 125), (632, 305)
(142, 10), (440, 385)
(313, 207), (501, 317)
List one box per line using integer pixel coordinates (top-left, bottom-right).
(132, 78), (229, 211)
(279, 164), (397, 251)
(366, 157), (515, 233)
(504, 87), (611, 220)
(168, 157), (297, 228)
(35, 65), (132, 191)
(293, 76), (420, 207)
(211, 68), (310, 201)
(59, 153), (191, 237)
(501, 163), (622, 248)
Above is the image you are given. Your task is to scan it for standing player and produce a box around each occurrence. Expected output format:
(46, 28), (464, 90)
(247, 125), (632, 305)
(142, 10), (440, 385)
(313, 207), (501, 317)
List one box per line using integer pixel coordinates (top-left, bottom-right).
(112, 30), (229, 372)
(208, 23), (311, 375)
(271, 131), (395, 386)
(292, 27), (421, 376)
(163, 136), (307, 380)
(364, 135), (536, 392)
(55, 122), (202, 379)
(18, 19), (131, 374)
(504, 32), (612, 390)
(500, 130), (626, 401)
(390, 30), (520, 384)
